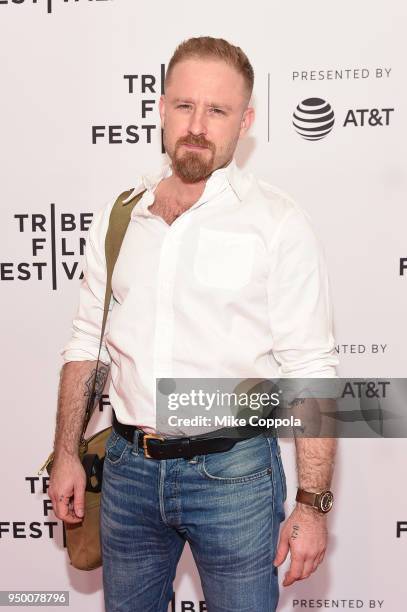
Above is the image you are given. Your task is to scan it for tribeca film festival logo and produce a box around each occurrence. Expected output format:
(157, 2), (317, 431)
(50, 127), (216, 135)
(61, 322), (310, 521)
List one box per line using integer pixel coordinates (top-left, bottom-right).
(0, 205), (93, 289)
(92, 65), (166, 148)
(0, 0), (112, 16)
(0, 476), (63, 542)
(293, 97), (394, 141)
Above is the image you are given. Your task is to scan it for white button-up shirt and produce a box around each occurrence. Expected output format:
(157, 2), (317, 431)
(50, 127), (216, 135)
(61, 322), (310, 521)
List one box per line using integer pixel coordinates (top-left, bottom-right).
(62, 159), (338, 433)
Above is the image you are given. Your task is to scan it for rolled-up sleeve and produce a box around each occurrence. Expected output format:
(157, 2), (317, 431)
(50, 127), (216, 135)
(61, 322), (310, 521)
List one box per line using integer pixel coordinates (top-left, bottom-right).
(61, 199), (115, 365)
(267, 206), (338, 377)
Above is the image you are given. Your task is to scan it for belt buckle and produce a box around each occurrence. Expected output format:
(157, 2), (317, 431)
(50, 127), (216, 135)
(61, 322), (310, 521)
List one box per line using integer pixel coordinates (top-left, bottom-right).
(143, 433), (165, 459)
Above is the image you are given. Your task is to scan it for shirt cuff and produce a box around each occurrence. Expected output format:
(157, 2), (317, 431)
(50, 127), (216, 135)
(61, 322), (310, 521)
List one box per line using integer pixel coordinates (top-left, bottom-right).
(61, 341), (111, 365)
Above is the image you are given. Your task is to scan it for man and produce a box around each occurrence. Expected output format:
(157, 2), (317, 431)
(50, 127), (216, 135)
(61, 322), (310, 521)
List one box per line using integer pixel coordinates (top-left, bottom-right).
(49, 37), (338, 611)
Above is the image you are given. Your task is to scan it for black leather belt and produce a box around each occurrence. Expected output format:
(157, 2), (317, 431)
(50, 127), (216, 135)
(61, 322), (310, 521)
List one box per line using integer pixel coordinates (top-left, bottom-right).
(112, 411), (250, 460)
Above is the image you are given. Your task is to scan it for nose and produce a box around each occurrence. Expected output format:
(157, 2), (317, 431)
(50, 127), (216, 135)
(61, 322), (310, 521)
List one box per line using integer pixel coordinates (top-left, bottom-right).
(188, 107), (207, 136)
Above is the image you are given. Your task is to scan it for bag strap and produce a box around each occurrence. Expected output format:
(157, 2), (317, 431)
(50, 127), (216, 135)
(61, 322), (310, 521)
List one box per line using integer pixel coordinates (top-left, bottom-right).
(79, 188), (145, 443)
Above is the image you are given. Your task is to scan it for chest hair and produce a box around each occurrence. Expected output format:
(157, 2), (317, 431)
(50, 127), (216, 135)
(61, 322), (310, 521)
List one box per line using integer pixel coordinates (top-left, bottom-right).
(148, 196), (193, 226)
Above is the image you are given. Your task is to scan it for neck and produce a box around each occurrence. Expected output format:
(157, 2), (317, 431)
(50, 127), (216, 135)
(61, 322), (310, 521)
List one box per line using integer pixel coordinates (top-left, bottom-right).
(169, 173), (207, 206)
(165, 157), (232, 206)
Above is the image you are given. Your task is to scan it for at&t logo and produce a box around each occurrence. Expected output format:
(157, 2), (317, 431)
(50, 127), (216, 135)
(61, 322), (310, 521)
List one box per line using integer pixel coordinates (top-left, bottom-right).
(293, 98), (394, 140)
(292, 98), (335, 141)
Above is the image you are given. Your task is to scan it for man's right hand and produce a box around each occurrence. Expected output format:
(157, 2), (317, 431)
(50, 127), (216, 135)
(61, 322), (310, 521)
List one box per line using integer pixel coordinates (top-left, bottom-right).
(48, 455), (87, 524)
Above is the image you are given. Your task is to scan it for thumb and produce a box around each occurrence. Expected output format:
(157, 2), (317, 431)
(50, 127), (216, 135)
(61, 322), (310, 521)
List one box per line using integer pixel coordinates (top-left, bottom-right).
(273, 533), (289, 567)
(73, 484), (85, 519)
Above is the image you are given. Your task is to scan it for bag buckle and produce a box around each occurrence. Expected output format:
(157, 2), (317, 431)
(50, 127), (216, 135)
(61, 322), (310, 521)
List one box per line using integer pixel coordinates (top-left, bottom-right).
(143, 433), (165, 458)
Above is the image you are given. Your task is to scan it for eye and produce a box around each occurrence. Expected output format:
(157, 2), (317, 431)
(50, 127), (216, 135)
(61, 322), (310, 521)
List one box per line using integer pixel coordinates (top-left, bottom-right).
(209, 107), (225, 115)
(176, 103), (192, 110)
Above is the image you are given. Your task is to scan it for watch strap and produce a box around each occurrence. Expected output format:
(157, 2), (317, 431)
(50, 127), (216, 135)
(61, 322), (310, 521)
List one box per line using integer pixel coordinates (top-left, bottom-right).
(296, 488), (319, 508)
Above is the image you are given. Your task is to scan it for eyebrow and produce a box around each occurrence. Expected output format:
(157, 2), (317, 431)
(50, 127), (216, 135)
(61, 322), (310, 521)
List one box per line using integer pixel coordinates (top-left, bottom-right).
(173, 98), (233, 111)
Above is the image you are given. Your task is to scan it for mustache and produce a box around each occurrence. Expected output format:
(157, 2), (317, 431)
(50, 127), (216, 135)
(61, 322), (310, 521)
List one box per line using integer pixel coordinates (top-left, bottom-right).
(176, 135), (215, 151)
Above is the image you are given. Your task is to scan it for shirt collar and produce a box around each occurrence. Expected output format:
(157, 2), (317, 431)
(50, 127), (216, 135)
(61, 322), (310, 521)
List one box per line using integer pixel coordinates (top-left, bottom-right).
(201, 158), (248, 202)
(223, 158), (250, 201)
(123, 157), (249, 205)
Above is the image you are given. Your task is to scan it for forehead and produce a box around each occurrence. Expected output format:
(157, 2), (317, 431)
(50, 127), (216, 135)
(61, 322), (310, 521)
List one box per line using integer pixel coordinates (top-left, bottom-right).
(166, 58), (247, 105)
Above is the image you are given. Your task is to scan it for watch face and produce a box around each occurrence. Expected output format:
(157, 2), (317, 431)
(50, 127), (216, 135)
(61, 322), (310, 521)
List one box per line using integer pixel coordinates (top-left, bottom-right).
(320, 491), (334, 513)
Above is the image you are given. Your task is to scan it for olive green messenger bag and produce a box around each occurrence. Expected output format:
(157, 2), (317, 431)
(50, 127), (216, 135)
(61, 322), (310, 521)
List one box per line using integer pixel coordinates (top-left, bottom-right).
(38, 187), (145, 571)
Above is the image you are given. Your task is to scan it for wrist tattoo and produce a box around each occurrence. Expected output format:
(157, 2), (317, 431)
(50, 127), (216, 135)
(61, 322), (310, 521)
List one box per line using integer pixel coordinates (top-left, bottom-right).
(291, 524), (300, 539)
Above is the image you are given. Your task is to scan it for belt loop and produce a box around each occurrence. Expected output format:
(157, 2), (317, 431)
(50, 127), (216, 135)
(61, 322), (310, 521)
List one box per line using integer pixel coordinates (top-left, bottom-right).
(131, 429), (140, 456)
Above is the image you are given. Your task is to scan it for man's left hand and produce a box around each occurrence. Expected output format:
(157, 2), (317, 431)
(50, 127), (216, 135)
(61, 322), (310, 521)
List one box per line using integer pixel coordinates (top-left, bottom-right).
(273, 504), (328, 586)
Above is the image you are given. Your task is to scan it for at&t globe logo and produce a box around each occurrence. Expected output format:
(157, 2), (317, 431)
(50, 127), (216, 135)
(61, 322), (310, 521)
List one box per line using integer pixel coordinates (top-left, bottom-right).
(293, 98), (335, 141)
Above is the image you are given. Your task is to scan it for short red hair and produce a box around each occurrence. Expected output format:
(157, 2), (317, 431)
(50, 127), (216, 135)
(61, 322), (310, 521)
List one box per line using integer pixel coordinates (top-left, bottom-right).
(165, 36), (254, 102)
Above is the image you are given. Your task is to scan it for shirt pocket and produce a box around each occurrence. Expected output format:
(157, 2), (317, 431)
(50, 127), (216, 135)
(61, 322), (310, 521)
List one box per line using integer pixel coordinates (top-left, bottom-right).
(193, 228), (257, 290)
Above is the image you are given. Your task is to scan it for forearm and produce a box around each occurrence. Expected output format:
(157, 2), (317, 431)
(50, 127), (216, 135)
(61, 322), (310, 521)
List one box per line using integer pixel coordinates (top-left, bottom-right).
(53, 360), (109, 461)
(290, 397), (337, 491)
(275, 399), (336, 582)
(295, 436), (337, 492)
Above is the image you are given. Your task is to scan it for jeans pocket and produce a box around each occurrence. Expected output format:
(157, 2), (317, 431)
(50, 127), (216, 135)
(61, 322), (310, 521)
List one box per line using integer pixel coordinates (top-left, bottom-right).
(104, 432), (129, 466)
(275, 444), (287, 502)
(201, 435), (272, 484)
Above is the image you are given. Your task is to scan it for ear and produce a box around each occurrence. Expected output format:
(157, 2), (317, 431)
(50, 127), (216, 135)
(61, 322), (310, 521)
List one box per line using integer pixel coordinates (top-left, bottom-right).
(239, 106), (255, 138)
(159, 95), (166, 129)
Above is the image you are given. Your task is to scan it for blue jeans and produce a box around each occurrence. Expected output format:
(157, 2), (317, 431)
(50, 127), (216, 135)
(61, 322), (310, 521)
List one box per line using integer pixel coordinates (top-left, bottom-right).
(100, 429), (287, 612)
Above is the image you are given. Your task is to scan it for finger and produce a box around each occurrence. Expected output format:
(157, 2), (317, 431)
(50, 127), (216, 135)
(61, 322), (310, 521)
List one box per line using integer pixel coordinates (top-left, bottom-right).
(64, 515), (83, 525)
(312, 550), (323, 572)
(300, 556), (316, 580)
(63, 498), (82, 523)
(311, 549), (326, 573)
(283, 556), (304, 586)
(73, 485), (85, 519)
(54, 495), (82, 524)
(64, 502), (83, 524)
(273, 533), (289, 567)
(318, 549), (326, 565)
(54, 494), (72, 521)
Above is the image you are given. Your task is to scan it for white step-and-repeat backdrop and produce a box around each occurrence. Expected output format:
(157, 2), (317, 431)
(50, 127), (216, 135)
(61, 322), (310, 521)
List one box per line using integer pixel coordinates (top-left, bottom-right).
(1, 1), (406, 610)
